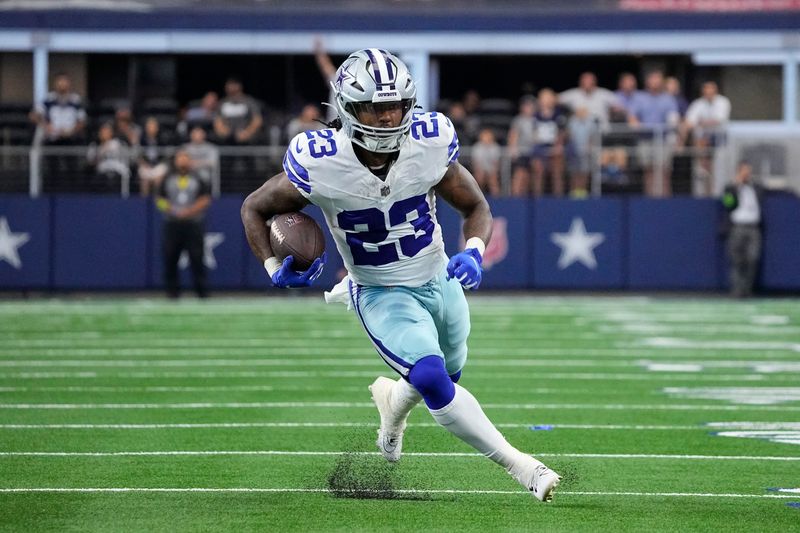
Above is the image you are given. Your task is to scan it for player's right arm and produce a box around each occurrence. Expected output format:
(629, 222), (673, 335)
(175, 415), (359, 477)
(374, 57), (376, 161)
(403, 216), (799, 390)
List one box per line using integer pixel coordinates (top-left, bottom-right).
(241, 172), (309, 263)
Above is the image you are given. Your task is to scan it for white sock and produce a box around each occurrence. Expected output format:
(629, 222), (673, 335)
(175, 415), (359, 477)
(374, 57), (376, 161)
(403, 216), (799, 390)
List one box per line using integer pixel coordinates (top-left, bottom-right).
(429, 384), (536, 476)
(387, 377), (423, 429)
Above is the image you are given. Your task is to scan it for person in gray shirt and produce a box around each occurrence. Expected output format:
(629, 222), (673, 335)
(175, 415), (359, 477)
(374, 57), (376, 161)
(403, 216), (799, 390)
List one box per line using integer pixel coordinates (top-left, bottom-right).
(156, 150), (212, 298)
(213, 77), (263, 145)
(183, 126), (220, 187)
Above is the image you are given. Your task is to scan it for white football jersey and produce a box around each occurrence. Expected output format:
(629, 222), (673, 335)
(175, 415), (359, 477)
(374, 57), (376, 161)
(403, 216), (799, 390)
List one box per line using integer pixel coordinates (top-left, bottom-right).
(283, 112), (459, 287)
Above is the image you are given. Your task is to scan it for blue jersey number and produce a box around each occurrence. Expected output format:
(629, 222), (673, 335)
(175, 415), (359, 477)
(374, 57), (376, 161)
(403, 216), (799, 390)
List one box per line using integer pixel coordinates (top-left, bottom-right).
(411, 112), (440, 140)
(337, 194), (434, 266)
(304, 130), (337, 158)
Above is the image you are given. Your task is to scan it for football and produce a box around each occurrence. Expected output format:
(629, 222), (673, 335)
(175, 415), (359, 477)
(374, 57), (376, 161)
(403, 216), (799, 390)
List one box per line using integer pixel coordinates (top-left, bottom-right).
(269, 212), (326, 271)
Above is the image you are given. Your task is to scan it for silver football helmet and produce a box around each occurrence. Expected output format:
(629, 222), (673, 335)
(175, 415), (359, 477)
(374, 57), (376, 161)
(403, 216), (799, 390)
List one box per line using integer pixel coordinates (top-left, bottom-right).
(331, 48), (417, 153)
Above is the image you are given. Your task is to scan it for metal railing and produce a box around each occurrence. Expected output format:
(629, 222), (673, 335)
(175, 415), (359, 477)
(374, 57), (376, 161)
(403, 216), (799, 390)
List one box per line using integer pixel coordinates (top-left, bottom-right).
(2, 125), (732, 197)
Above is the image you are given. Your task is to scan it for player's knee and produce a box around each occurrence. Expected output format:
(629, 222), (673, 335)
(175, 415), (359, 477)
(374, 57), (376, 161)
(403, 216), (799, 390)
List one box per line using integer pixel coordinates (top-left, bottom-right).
(408, 355), (455, 410)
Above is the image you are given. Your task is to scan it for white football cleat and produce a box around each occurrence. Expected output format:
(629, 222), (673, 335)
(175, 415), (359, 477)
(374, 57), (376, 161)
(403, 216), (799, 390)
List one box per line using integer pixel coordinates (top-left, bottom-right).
(368, 376), (406, 463)
(513, 460), (561, 503)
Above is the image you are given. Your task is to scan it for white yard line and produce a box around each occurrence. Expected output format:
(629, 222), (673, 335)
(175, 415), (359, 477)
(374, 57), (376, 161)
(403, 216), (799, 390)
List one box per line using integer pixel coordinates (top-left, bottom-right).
(635, 337), (800, 353)
(0, 487), (795, 499)
(2, 421), (797, 431)
(1, 401), (799, 411)
(3, 346), (799, 360)
(0, 358), (626, 368)
(2, 358), (799, 370)
(0, 422), (705, 430)
(0, 450), (797, 461)
(0, 371), (775, 382)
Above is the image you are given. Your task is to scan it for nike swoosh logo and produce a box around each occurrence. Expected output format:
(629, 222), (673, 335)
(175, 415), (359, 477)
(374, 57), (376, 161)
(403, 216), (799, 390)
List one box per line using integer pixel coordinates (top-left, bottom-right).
(295, 140), (303, 153)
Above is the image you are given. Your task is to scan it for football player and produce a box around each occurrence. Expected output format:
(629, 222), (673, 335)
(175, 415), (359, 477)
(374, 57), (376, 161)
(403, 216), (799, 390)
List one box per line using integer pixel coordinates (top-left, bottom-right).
(241, 49), (560, 502)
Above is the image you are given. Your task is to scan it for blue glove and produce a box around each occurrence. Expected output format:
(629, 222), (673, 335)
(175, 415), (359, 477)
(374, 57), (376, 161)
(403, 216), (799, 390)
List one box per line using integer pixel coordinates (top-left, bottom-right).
(271, 253), (326, 288)
(446, 248), (482, 290)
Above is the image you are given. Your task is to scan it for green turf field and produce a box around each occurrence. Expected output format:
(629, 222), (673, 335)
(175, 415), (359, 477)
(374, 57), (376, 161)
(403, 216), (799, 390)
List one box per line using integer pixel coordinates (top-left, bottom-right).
(0, 295), (799, 532)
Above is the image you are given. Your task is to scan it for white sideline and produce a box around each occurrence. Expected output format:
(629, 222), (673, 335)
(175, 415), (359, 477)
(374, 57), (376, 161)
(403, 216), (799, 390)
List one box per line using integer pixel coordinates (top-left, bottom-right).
(0, 401), (798, 411)
(0, 487), (795, 499)
(0, 451), (797, 461)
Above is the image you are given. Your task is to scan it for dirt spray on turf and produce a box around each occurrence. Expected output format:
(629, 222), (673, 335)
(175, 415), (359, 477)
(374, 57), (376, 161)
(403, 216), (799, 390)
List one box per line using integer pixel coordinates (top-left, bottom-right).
(324, 433), (431, 500)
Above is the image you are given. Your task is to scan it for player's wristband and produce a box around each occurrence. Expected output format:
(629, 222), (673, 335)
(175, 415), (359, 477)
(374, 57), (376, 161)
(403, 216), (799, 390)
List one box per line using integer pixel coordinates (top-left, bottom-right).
(465, 237), (486, 259)
(264, 257), (282, 277)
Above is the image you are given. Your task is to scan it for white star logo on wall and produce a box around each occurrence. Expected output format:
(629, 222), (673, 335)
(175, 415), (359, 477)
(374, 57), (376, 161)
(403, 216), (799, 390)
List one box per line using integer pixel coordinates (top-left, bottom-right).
(0, 217), (30, 270)
(179, 232), (225, 270)
(550, 217), (605, 270)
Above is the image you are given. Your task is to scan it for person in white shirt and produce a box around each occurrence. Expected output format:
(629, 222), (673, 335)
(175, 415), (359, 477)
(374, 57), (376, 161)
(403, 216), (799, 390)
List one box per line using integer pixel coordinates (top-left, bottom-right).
(722, 161), (762, 298)
(685, 82), (731, 195)
(559, 71), (620, 126)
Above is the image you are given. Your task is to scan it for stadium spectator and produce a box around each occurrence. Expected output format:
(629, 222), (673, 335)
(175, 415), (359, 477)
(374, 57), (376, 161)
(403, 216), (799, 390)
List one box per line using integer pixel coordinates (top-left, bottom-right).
(137, 116), (170, 197)
(684, 81), (731, 196)
(531, 88), (567, 197)
(567, 106), (599, 198)
(179, 91), (219, 138)
(627, 70), (679, 197)
(214, 77), (263, 174)
(458, 89), (482, 145)
(614, 72), (643, 116)
(156, 149), (211, 299)
(30, 73), (86, 145)
(30, 73), (87, 177)
(446, 101), (480, 147)
(285, 103), (323, 141)
(314, 37), (338, 122)
(599, 72), (641, 189)
(721, 161), (763, 298)
(559, 71), (619, 126)
(86, 122), (131, 192)
(470, 128), (502, 196)
(214, 77), (263, 145)
(507, 95), (537, 197)
(113, 107), (141, 147)
(665, 76), (689, 118)
(183, 126), (220, 186)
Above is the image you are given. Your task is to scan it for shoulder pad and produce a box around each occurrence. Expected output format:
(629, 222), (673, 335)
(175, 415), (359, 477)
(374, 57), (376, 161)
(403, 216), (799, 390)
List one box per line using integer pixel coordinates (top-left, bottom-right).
(410, 111), (459, 164)
(283, 132), (315, 196)
(283, 129), (340, 197)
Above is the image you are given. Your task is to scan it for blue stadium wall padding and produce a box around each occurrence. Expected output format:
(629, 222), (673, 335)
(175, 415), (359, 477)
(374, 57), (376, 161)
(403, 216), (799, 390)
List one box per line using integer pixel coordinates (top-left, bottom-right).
(760, 195), (800, 289)
(627, 198), (722, 290)
(532, 198), (625, 289)
(149, 195), (248, 289)
(52, 196), (150, 289)
(481, 198), (534, 289)
(0, 195), (51, 289)
(243, 203), (344, 291)
(3, 194), (800, 291)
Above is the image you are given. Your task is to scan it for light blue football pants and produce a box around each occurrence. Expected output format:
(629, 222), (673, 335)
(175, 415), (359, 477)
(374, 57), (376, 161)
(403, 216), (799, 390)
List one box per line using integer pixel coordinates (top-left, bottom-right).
(348, 267), (470, 377)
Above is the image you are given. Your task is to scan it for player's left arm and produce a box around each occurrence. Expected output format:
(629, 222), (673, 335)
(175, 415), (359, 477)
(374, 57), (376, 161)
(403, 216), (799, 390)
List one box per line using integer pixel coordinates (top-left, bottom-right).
(435, 161), (492, 289)
(436, 161), (492, 245)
